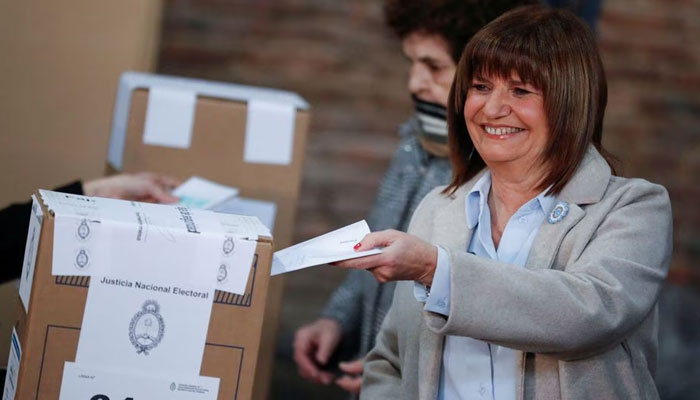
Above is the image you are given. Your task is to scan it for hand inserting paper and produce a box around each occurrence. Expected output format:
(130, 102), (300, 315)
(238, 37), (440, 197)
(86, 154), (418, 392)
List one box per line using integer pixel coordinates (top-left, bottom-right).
(331, 229), (438, 286)
(271, 220), (382, 275)
(83, 172), (181, 204)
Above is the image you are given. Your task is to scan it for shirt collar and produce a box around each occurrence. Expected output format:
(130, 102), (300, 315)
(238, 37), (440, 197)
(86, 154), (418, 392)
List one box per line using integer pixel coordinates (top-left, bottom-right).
(465, 171), (558, 229)
(466, 171), (491, 229)
(536, 188), (557, 218)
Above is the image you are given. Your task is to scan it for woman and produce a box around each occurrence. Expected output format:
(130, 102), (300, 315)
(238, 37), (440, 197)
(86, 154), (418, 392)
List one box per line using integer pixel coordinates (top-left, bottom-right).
(293, 0), (535, 394)
(338, 5), (672, 399)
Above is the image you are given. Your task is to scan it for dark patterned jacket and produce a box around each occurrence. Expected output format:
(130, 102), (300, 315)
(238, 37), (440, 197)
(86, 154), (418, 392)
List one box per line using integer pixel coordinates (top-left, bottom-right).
(320, 118), (452, 359)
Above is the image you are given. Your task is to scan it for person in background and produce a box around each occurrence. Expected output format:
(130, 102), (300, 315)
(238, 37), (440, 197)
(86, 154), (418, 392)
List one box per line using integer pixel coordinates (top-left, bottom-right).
(0, 172), (180, 283)
(338, 5), (672, 399)
(293, 0), (535, 395)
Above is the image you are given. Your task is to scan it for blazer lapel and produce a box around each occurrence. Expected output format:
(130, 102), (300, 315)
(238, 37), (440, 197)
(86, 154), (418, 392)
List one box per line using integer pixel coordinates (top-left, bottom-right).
(418, 325), (445, 400)
(525, 146), (610, 271)
(430, 180), (473, 253)
(525, 204), (585, 271)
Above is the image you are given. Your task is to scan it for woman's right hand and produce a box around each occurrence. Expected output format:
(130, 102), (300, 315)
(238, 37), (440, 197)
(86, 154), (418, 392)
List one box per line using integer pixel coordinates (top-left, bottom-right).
(334, 230), (438, 286)
(293, 318), (342, 385)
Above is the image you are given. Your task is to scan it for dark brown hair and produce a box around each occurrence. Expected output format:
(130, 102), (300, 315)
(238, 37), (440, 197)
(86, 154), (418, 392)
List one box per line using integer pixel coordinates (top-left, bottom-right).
(384, 0), (538, 62)
(445, 4), (615, 195)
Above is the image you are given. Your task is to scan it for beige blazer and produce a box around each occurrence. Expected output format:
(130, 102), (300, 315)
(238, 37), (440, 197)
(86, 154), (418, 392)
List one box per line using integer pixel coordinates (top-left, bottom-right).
(360, 147), (673, 400)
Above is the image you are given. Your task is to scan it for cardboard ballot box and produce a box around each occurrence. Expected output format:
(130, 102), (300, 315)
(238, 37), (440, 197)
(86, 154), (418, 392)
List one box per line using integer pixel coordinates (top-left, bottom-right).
(106, 72), (311, 399)
(107, 72), (310, 250)
(6, 191), (274, 400)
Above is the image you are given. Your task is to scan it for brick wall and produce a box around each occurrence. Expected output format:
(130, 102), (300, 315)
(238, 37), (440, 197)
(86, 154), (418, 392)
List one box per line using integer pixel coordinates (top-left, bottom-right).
(158, 1), (700, 398)
(599, 0), (700, 275)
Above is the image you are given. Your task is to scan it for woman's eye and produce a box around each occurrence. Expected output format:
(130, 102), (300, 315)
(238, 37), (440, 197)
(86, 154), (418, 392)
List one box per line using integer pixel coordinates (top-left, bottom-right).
(427, 63), (443, 73)
(472, 84), (489, 92)
(513, 87), (531, 96)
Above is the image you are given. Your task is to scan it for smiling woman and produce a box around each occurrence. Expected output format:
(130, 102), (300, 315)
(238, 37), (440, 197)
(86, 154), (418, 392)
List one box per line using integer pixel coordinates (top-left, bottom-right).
(292, 0), (538, 396)
(335, 5), (673, 400)
(446, 6), (614, 196)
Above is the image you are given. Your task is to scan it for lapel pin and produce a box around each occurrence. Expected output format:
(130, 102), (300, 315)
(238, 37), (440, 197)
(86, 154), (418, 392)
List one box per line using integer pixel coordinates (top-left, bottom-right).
(548, 201), (569, 224)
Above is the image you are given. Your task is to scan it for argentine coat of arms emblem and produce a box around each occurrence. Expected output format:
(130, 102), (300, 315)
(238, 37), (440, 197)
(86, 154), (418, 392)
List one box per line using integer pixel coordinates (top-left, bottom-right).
(129, 300), (165, 355)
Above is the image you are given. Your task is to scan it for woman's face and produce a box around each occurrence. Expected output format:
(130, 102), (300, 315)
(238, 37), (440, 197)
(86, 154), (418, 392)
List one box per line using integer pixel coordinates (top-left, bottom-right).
(402, 32), (456, 107)
(464, 72), (549, 169)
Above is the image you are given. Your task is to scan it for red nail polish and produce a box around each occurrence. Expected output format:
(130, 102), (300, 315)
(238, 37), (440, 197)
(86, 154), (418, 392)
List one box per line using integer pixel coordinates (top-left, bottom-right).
(353, 243), (361, 250)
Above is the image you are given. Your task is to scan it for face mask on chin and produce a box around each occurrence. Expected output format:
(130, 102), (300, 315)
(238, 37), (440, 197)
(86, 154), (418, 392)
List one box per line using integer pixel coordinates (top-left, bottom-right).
(412, 95), (450, 158)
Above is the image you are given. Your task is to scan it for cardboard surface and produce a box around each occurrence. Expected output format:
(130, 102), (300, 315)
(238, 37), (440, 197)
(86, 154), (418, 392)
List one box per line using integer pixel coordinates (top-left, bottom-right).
(112, 86), (310, 399)
(0, 0), (162, 208)
(118, 89), (310, 250)
(12, 193), (274, 399)
(0, 280), (19, 369)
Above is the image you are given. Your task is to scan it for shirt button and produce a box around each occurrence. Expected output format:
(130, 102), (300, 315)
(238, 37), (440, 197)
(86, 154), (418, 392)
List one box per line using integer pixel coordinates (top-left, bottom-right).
(437, 298), (446, 308)
(519, 216), (528, 223)
(404, 144), (412, 152)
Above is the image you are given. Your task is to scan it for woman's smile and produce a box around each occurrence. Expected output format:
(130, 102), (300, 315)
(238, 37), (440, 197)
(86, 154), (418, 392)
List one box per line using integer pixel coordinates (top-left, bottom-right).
(482, 124), (525, 138)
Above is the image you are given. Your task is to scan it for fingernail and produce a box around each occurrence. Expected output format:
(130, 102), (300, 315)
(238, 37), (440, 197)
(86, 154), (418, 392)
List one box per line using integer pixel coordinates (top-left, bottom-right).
(353, 243), (361, 250)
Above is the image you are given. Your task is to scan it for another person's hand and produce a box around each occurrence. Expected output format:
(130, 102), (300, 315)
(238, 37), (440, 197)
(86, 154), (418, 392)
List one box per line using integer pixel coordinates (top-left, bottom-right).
(83, 172), (181, 203)
(334, 230), (438, 286)
(293, 318), (342, 385)
(335, 358), (364, 394)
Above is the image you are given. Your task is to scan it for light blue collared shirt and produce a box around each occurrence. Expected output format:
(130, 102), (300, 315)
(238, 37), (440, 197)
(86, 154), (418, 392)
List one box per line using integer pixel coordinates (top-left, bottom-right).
(414, 171), (556, 400)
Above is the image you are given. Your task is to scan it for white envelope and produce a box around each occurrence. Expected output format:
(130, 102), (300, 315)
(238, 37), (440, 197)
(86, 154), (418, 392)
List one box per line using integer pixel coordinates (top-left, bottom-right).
(271, 220), (381, 275)
(173, 176), (239, 210)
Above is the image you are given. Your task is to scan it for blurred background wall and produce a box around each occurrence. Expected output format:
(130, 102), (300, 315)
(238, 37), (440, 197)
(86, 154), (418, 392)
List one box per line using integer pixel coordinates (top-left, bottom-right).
(0, 0), (163, 205)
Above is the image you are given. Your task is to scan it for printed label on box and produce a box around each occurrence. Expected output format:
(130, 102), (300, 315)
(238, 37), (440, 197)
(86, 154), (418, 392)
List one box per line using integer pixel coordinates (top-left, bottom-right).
(215, 238), (257, 295)
(2, 328), (21, 400)
(76, 274), (214, 375)
(59, 362), (219, 400)
(19, 195), (43, 312)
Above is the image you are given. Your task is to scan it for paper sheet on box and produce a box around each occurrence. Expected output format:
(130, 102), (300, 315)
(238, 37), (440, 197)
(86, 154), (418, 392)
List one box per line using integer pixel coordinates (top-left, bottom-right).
(213, 196), (277, 231)
(143, 86), (196, 149)
(41, 190), (259, 295)
(216, 212), (272, 241)
(173, 176), (239, 210)
(60, 362), (219, 400)
(212, 214), (269, 294)
(215, 237), (257, 294)
(43, 190), (219, 282)
(19, 195), (43, 312)
(244, 99), (295, 165)
(271, 220), (381, 275)
(76, 273), (214, 375)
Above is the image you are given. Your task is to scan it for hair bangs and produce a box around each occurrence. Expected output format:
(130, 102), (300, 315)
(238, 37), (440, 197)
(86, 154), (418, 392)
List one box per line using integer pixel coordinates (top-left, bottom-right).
(467, 30), (547, 92)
